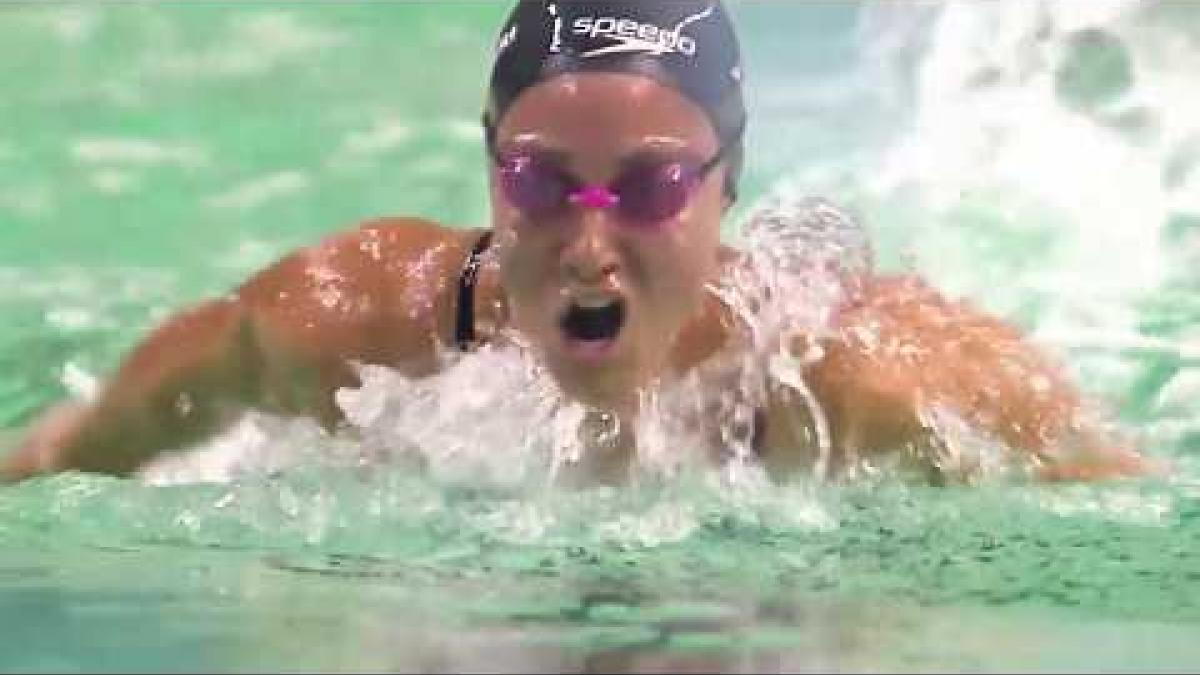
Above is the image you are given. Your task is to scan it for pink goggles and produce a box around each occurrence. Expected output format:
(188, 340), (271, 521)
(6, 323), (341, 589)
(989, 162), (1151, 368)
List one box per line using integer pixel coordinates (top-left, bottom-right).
(488, 137), (736, 227)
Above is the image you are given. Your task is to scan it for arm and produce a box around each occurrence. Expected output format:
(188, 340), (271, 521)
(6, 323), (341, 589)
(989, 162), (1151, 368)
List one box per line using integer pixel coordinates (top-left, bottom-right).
(2, 298), (260, 480)
(2, 217), (469, 482)
(759, 274), (1150, 483)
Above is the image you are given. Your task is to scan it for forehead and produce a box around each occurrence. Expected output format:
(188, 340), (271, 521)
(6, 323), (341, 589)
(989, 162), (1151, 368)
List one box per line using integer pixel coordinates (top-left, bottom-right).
(495, 72), (718, 155)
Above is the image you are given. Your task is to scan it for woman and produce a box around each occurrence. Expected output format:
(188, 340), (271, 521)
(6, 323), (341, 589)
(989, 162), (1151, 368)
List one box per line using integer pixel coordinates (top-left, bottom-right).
(1, 1), (1147, 484)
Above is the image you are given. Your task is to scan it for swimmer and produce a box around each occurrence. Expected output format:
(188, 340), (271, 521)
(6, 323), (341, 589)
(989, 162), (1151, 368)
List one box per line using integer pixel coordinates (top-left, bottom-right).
(1, 0), (1150, 485)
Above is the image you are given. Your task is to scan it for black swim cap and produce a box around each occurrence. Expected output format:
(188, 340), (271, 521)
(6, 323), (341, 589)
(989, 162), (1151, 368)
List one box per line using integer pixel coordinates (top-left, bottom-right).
(484, 0), (746, 201)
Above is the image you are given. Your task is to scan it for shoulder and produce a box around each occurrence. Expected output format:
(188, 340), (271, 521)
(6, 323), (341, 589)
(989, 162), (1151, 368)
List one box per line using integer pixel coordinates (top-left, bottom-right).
(236, 216), (481, 304)
(308, 216), (481, 273)
(343, 216), (481, 257)
(818, 272), (1079, 445)
(832, 273), (1028, 349)
(231, 216), (487, 367)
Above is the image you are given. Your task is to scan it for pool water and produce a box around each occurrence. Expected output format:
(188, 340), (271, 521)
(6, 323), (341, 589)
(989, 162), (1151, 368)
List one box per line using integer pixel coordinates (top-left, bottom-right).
(2, 2), (1198, 672)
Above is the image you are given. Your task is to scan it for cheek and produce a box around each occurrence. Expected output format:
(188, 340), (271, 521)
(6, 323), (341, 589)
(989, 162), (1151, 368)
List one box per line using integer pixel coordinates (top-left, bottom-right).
(665, 240), (716, 302)
(492, 188), (532, 288)
(630, 238), (716, 331)
(497, 240), (536, 300)
(496, 228), (557, 330)
(637, 197), (722, 311)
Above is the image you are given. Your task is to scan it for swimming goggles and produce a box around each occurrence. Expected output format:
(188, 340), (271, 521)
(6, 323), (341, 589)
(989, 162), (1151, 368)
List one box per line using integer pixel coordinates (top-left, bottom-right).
(488, 124), (743, 227)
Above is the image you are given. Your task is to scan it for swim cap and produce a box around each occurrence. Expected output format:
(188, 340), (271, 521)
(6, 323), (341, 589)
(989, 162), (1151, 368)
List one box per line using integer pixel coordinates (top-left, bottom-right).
(484, 0), (746, 201)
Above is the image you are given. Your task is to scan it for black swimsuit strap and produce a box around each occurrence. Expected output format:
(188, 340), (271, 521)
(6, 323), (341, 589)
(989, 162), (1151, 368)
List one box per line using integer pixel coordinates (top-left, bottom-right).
(455, 230), (494, 351)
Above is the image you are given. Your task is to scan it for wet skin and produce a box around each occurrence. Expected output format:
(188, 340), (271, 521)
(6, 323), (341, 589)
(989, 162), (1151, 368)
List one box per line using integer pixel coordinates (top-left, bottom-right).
(2, 74), (1148, 484)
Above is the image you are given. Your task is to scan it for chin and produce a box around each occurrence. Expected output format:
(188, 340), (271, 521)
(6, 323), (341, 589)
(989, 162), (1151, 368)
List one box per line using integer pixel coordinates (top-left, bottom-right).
(547, 355), (641, 413)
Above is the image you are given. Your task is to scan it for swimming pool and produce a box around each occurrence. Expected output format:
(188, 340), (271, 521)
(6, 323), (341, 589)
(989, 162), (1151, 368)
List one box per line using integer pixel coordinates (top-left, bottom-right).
(2, 2), (1198, 671)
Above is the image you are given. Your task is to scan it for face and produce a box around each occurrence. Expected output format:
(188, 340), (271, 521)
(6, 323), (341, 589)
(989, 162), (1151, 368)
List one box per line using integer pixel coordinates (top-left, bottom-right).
(490, 72), (727, 414)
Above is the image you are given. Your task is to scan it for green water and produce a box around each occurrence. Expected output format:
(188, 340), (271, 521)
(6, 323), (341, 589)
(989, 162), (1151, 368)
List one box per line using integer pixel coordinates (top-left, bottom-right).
(2, 2), (1199, 672)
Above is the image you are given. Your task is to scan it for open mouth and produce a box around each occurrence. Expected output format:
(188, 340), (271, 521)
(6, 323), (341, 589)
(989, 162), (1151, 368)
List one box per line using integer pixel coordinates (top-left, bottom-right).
(560, 298), (627, 343)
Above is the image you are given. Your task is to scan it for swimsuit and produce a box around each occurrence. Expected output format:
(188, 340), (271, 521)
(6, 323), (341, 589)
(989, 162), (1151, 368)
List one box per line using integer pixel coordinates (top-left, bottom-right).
(454, 230), (494, 351)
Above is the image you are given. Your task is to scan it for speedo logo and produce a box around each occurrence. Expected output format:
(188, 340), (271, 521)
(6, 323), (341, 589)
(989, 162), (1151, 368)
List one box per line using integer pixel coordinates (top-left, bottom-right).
(568, 5), (714, 59)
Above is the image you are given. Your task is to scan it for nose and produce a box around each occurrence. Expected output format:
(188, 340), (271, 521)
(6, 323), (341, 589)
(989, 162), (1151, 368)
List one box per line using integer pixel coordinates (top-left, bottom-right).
(561, 211), (621, 284)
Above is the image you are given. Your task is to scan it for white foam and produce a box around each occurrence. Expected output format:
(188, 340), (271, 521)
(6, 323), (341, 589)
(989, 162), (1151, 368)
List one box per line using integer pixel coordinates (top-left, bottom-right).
(325, 197), (869, 490)
(60, 362), (100, 402)
(44, 308), (105, 332)
(71, 138), (208, 169)
(39, 6), (101, 45)
(331, 119), (414, 163)
(206, 171), (309, 211)
(812, 1), (1200, 423)
(137, 412), (354, 487)
(87, 169), (140, 196)
(440, 120), (485, 144)
(150, 11), (345, 80)
(0, 184), (53, 219)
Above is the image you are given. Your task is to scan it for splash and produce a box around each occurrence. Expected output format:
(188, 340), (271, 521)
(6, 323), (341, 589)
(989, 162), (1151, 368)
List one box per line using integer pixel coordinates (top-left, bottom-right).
(132, 190), (1038, 495)
(846, 1), (1200, 417)
(753, 0), (1200, 460)
(329, 195), (875, 491)
(23, 1), (1193, 523)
